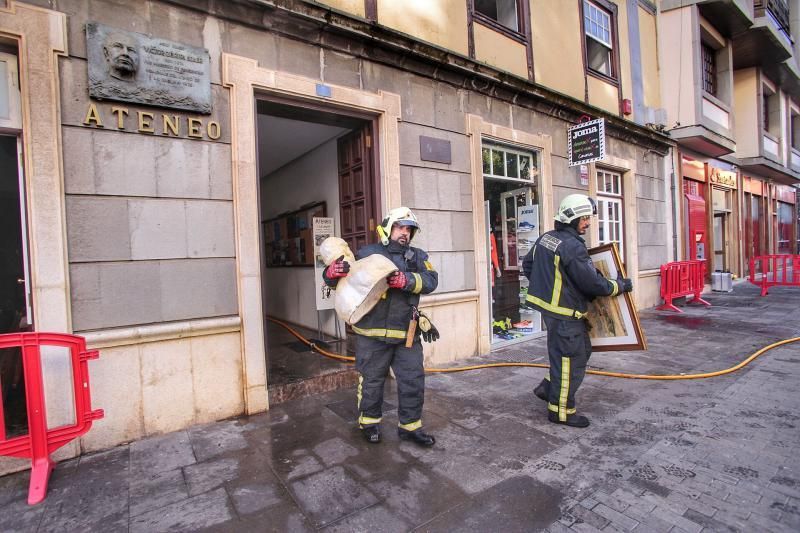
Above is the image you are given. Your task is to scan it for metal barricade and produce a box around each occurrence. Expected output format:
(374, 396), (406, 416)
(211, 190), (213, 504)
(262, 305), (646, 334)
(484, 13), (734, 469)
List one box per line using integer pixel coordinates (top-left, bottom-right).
(749, 254), (800, 296)
(657, 260), (711, 313)
(0, 333), (103, 505)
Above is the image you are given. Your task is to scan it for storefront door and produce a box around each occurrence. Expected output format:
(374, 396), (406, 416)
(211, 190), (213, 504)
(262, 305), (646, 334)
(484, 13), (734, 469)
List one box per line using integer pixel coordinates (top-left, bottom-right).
(711, 186), (732, 273)
(0, 134), (31, 438)
(481, 141), (542, 347)
(0, 136), (28, 334)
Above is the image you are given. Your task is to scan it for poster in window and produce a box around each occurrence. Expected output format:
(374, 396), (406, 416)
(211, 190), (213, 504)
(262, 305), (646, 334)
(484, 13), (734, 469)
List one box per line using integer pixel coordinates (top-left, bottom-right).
(516, 205), (539, 267)
(586, 243), (647, 352)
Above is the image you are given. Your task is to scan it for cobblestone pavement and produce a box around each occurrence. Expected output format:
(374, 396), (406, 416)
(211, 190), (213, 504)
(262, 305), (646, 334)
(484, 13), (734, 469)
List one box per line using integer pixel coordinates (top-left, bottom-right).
(1, 284), (798, 532)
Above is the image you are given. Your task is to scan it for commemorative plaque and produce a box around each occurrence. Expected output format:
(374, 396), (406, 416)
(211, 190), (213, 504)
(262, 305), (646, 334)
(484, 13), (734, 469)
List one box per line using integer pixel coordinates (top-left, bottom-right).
(86, 22), (212, 114)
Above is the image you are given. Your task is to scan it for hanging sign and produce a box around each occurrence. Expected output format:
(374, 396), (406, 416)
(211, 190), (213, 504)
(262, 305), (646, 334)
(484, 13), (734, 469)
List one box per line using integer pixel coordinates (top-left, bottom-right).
(313, 217), (336, 311)
(568, 118), (606, 166)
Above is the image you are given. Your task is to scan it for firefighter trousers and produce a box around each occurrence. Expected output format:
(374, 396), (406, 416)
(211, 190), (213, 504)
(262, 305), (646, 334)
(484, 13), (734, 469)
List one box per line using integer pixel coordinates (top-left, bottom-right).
(355, 335), (425, 431)
(536, 315), (592, 421)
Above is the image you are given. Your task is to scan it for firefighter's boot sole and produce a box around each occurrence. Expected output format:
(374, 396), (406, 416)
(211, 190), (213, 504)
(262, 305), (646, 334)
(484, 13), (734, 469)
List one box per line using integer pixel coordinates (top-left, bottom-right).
(361, 425), (381, 444)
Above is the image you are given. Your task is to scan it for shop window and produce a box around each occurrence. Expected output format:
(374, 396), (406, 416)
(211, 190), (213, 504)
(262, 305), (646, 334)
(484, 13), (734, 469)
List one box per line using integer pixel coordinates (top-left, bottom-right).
(701, 43), (716, 96)
(474, 0), (521, 33)
(596, 169), (624, 257)
(483, 140), (542, 345)
(583, 0), (615, 79)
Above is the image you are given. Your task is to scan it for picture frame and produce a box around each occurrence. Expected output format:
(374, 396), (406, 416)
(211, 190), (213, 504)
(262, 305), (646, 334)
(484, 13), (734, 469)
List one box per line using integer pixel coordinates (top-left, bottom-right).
(586, 243), (647, 352)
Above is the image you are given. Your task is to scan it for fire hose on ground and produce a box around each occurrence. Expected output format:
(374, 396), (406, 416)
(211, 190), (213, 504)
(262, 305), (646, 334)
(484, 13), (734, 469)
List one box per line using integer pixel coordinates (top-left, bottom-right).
(266, 316), (800, 381)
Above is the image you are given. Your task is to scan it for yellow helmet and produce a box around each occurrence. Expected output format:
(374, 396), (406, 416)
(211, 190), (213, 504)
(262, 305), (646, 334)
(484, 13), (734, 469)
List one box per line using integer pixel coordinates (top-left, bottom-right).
(377, 207), (420, 245)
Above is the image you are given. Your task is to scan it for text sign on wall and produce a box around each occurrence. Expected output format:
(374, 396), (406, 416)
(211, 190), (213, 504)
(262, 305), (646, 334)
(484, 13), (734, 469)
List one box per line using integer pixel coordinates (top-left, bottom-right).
(313, 218), (336, 311)
(709, 168), (737, 189)
(86, 22), (212, 114)
(568, 118), (606, 167)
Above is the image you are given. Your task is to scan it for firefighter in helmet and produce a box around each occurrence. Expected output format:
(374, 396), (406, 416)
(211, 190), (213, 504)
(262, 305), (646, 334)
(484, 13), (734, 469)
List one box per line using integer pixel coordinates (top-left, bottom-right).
(522, 194), (633, 427)
(323, 207), (439, 446)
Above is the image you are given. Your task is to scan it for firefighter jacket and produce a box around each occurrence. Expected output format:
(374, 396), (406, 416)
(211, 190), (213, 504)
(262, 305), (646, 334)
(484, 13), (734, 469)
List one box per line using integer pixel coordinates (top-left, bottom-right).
(323, 241), (438, 343)
(522, 225), (619, 321)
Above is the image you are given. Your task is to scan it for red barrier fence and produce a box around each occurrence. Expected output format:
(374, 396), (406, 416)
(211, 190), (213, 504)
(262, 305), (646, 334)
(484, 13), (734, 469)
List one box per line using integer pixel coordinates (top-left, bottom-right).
(749, 254), (800, 296)
(657, 260), (711, 313)
(0, 333), (103, 505)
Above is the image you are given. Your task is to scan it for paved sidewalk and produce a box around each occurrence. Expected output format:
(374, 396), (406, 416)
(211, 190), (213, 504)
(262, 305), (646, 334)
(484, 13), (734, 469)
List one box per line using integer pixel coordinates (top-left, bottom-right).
(1, 283), (799, 532)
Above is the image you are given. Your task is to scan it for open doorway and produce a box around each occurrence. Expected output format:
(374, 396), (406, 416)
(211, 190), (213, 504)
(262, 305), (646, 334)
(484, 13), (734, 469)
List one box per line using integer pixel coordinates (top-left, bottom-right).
(256, 100), (380, 404)
(0, 134), (30, 438)
(482, 141), (543, 348)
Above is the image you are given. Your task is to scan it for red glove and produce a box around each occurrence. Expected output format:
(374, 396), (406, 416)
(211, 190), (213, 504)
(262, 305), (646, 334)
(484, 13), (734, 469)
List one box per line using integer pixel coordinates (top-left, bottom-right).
(325, 255), (350, 279)
(387, 271), (407, 289)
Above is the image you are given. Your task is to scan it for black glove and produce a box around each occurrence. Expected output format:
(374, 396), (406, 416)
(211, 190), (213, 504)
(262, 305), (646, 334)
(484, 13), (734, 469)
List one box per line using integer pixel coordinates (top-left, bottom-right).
(616, 273), (633, 294)
(418, 312), (440, 343)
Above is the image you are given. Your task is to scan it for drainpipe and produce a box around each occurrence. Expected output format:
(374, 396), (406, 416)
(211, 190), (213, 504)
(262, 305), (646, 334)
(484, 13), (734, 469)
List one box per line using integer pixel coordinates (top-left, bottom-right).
(670, 148), (679, 261)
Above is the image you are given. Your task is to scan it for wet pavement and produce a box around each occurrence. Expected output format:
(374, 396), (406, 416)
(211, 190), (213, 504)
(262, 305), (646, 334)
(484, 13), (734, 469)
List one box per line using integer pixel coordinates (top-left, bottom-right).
(1, 283), (799, 532)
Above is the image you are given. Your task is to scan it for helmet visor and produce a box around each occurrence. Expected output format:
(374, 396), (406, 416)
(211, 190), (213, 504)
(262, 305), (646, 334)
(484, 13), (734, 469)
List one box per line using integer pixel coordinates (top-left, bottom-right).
(393, 219), (419, 229)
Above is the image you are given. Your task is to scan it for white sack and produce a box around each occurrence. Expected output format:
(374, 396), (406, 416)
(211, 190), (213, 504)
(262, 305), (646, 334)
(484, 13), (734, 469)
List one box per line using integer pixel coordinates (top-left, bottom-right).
(319, 237), (397, 325)
(319, 237), (355, 265)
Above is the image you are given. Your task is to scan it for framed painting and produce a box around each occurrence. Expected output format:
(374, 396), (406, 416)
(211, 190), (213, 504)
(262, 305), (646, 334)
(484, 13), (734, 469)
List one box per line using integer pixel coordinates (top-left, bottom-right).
(586, 243), (647, 351)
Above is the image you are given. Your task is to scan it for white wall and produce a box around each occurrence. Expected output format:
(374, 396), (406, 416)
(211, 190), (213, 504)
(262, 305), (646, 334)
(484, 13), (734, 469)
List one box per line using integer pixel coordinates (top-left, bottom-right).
(260, 136), (345, 336)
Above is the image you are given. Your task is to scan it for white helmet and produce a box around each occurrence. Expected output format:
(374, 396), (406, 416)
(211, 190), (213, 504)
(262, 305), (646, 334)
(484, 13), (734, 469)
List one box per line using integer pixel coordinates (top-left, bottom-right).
(377, 206), (420, 245)
(555, 194), (597, 224)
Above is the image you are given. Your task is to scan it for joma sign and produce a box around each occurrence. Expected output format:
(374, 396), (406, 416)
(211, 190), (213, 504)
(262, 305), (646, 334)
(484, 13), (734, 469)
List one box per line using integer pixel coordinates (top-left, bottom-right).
(568, 118), (605, 167)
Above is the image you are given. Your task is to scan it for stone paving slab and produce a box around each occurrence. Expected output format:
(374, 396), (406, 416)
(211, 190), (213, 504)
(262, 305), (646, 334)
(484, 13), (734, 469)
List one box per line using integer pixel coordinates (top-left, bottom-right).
(0, 284), (799, 532)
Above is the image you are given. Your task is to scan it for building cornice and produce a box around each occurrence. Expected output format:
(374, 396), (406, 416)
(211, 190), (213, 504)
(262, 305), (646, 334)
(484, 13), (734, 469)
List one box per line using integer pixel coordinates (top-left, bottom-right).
(163, 0), (673, 153)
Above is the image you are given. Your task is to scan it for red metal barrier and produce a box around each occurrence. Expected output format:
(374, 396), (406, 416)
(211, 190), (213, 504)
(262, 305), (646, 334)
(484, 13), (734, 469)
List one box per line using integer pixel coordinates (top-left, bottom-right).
(0, 333), (103, 505)
(657, 260), (711, 313)
(749, 254), (800, 296)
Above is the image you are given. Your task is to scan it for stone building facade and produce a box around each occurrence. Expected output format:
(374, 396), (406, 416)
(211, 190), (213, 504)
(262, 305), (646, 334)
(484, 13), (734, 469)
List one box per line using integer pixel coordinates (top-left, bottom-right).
(0, 0), (672, 473)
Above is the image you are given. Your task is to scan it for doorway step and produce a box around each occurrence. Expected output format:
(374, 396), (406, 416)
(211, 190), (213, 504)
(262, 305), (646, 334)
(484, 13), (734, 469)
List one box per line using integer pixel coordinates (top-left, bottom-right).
(266, 321), (357, 405)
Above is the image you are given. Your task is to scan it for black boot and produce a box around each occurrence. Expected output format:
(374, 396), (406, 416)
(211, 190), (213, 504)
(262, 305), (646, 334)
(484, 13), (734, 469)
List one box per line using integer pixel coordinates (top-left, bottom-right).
(548, 411), (590, 428)
(361, 425), (381, 444)
(533, 379), (549, 402)
(398, 428), (435, 447)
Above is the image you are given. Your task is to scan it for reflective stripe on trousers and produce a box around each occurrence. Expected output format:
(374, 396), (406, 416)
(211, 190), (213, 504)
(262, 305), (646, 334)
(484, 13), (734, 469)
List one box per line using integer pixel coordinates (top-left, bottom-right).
(543, 315), (591, 418)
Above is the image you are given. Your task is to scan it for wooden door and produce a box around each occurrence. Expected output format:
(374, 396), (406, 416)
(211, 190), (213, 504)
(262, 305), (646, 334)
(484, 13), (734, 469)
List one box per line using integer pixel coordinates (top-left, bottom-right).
(338, 125), (378, 253)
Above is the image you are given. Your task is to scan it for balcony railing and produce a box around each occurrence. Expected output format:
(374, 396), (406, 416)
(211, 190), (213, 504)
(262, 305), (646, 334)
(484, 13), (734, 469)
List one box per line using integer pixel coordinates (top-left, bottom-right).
(755, 0), (792, 42)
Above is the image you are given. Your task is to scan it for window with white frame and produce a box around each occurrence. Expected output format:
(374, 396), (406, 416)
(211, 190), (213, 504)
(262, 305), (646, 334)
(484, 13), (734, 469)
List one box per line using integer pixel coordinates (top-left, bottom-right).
(596, 169), (624, 257)
(482, 143), (538, 182)
(583, 0), (614, 78)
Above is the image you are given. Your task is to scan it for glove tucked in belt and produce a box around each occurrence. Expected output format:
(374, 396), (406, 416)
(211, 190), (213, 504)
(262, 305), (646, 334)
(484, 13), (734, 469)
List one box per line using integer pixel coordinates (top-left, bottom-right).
(418, 311), (440, 343)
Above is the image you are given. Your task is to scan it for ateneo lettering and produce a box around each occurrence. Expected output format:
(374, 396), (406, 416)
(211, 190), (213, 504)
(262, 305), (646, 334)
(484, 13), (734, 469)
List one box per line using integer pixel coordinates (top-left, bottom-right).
(82, 103), (221, 140)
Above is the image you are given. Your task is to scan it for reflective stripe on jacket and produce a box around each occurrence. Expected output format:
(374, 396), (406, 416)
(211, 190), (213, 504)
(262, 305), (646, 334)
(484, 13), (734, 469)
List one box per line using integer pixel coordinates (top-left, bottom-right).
(521, 225), (618, 321)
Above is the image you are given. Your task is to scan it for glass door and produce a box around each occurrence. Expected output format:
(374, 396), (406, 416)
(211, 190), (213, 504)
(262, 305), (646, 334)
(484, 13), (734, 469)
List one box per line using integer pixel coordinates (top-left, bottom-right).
(1, 135), (31, 439)
(481, 140), (543, 348)
(0, 135), (29, 334)
(711, 186), (731, 272)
